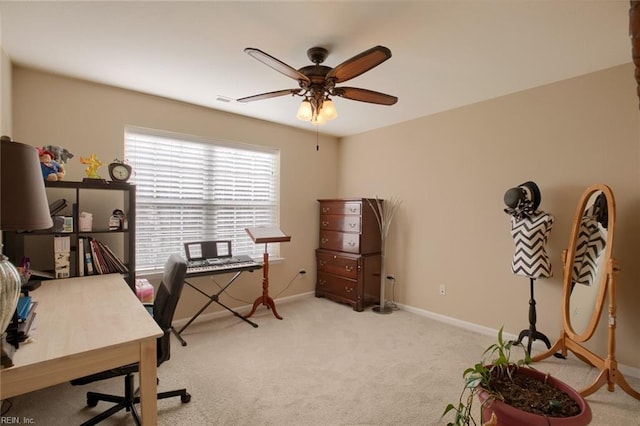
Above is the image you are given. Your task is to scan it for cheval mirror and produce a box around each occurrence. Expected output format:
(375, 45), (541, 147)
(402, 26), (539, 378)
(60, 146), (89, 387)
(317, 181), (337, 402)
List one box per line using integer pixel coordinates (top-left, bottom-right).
(533, 184), (640, 400)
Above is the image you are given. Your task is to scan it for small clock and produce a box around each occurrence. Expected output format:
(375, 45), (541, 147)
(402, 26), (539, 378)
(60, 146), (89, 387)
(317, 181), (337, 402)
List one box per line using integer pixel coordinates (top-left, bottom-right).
(108, 160), (132, 183)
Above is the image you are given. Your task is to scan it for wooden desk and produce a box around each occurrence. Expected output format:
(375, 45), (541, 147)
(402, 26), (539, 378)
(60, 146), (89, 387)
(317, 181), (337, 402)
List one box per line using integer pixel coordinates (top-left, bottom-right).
(0, 274), (163, 425)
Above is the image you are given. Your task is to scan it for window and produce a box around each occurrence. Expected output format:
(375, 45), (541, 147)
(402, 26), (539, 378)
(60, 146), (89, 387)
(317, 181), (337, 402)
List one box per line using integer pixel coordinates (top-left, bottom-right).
(125, 128), (280, 274)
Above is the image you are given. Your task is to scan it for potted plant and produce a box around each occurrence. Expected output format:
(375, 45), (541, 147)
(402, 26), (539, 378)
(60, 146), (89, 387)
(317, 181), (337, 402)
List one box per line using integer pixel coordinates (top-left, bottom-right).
(442, 327), (591, 426)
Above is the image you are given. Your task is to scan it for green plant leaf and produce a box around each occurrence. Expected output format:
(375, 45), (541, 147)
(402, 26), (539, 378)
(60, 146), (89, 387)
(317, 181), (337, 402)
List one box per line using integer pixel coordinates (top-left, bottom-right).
(443, 325), (542, 426)
(441, 403), (456, 417)
(466, 376), (482, 389)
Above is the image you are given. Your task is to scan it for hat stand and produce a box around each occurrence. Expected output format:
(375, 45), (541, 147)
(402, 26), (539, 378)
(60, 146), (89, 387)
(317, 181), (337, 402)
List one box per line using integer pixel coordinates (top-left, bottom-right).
(510, 277), (561, 356)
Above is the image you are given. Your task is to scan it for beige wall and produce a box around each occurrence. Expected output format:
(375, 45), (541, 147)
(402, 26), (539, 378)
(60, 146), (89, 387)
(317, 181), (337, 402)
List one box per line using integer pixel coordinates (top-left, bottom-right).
(9, 63), (640, 371)
(1, 14), (12, 248)
(0, 51), (9, 135)
(0, 16), (11, 136)
(11, 66), (339, 322)
(338, 63), (640, 370)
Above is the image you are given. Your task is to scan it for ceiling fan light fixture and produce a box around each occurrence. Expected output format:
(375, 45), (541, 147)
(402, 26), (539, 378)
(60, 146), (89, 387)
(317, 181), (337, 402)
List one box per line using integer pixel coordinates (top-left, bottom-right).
(311, 112), (326, 126)
(241, 45), (397, 126)
(296, 99), (313, 121)
(320, 98), (337, 120)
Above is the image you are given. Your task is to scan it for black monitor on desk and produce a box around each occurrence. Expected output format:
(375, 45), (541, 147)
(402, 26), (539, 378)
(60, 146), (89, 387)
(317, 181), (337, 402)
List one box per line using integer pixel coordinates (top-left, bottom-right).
(184, 240), (232, 262)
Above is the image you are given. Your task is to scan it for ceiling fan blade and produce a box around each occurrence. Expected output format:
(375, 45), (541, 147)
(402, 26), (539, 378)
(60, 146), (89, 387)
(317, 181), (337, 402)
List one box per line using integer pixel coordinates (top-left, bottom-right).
(334, 87), (398, 105)
(325, 46), (392, 83)
(245, 48), (311, 84)
(237, 88), (302, 103)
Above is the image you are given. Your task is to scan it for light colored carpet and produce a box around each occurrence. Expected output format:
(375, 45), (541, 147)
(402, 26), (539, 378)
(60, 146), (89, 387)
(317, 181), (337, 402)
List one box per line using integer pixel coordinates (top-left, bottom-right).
(2, 296), (639, 425)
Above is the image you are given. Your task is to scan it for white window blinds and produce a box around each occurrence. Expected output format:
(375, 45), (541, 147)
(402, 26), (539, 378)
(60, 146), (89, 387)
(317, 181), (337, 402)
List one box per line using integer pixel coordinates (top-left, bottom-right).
(125, 128), (280, 273)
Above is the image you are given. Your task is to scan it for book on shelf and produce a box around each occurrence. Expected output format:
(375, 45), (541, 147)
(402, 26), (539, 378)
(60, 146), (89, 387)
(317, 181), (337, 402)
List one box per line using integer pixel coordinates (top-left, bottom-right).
(96, 240), (128, 273)
(77, 237), (85, 276)
(81, 237), (95, 275)
(89, 238), (105, 274)
(78, 236), (128, 276)
(54, 236), (71, 279)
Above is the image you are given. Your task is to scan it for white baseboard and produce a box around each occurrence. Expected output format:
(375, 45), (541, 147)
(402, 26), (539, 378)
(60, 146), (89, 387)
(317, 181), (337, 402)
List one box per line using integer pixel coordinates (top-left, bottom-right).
(396, 302), (640, 380)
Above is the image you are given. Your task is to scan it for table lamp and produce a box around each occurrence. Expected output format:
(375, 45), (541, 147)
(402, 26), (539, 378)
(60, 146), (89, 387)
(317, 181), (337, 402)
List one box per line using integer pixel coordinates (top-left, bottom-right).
(1, 136), (53, 340)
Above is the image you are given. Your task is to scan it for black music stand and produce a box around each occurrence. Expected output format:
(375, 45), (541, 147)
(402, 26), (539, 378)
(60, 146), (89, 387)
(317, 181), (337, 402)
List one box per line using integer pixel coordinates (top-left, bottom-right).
(245, 227), (291, 320)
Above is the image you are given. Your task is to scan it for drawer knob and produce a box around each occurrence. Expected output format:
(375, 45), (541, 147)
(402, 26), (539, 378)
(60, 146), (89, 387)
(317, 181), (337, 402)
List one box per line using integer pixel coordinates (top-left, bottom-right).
(321, 221), (329, 227)
(345, 265), (354, 272)
(349, 208), (357, 213)
(322, 207), (330, 213)
(347, 241), (356, 247)
(321, 238), (329, 244)
(349, 223), (356, 228)
(319, 279), (326, 286)
(319, 260), (326, 266)
(344, 286), (353, 293)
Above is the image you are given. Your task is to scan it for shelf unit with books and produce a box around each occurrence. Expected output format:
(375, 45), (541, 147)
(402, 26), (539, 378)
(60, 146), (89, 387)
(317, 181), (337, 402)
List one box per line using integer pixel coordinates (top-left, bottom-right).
(2, 180), (136, 291)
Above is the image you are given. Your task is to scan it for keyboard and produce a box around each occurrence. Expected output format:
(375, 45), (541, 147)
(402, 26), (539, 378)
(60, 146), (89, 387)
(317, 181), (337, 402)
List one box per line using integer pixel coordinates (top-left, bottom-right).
(186, 255), (261, 276)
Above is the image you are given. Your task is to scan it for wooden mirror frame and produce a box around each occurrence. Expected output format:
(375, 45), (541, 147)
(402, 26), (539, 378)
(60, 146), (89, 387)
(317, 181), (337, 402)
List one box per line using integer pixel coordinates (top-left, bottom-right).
(533, 184), (640, 400)
(564, 184), (614, 342)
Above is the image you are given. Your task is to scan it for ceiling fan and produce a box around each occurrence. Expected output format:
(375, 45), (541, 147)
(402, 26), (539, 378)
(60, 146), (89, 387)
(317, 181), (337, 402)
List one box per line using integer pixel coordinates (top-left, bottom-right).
(237, 45), (398, 125)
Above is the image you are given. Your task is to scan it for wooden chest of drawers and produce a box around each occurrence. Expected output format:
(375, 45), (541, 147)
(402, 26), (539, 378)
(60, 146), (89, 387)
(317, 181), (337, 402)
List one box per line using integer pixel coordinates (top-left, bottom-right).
(315, 198), (382, 311)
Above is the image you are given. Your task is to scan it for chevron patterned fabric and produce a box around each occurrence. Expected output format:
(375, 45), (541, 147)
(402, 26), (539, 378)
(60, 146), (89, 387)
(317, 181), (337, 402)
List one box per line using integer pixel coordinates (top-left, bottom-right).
(509, 211), (554, 278)
(571, 216), (607, 287)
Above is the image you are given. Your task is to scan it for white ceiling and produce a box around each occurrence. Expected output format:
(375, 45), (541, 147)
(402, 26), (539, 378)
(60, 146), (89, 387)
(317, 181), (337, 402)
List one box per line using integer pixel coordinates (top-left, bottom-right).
(0, 1), (633, 138)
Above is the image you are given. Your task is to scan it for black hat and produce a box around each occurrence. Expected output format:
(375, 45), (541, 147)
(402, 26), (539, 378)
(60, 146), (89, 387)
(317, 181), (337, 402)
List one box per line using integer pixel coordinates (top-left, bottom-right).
(503, 181), (541, 211)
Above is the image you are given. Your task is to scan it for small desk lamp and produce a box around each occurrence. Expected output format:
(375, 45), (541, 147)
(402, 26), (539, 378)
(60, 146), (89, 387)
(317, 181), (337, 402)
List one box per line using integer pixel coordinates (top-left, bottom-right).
(1, 137), (53, 340)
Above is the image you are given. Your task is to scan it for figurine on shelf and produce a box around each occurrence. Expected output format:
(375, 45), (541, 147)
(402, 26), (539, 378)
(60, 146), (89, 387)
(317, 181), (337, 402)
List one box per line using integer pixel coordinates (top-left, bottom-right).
(42, 144), (74, 176)
(80, 153), (104, 180)
(38, 148), (65, 181)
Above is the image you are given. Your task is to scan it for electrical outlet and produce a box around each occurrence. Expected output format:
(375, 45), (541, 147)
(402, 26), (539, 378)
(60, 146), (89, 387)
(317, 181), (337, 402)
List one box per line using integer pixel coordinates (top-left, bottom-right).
(439, 284), (446, 295)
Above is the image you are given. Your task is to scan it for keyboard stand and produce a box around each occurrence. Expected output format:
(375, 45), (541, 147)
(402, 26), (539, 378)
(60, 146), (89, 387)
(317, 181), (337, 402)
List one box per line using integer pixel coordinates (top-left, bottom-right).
(175, 269), (259, 346)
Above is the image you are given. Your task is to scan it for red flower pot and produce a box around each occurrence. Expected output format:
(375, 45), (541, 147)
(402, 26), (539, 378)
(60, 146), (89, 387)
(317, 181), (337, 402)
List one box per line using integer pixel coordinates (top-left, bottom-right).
(477, 367), (591, 425)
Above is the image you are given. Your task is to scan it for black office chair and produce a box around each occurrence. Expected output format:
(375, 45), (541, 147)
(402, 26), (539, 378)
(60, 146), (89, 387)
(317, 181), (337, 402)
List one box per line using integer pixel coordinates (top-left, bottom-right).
(71, 254), (191, 426)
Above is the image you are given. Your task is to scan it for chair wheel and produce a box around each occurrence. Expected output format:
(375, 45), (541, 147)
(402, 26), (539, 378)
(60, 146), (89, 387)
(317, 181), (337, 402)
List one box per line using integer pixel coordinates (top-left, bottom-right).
(181, 393), (191, 403)
(87, 396), (98, 407)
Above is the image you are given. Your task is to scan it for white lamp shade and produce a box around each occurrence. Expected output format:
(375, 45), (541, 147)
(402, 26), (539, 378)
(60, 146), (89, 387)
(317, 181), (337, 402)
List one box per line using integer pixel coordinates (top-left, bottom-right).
(320, 99), (338, 120)
(311, 113), (326, 126)
(296, 100), (313, 121)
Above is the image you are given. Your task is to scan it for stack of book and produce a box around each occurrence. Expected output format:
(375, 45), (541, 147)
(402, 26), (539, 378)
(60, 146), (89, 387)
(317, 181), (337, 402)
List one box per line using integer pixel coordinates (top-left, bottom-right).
(1, 296), (39, 368)
(16, 296), (38, 343)
(78, 236), (128, 276)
